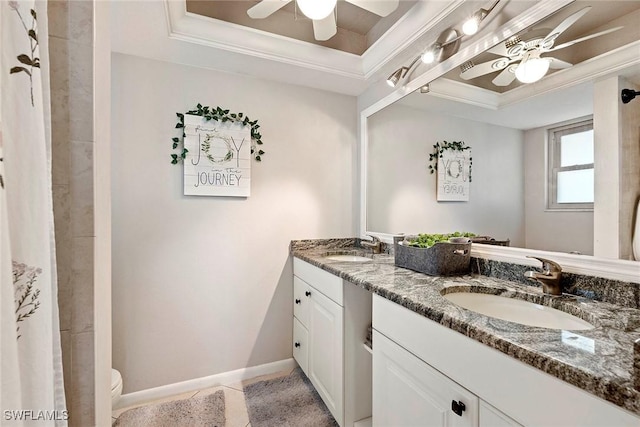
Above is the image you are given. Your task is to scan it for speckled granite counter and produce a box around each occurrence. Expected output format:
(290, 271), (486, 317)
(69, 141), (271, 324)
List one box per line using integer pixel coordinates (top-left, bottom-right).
(290, 239), (640, 417)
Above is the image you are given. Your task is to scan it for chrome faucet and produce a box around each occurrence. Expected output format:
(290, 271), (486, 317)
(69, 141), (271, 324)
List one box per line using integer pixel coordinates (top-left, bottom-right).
(524, 256), (563, 295)
(361, 235), (382, 254)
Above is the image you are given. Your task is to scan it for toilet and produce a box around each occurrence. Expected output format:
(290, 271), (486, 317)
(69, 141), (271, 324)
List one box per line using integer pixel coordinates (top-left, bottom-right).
(111, 369), (123, 406)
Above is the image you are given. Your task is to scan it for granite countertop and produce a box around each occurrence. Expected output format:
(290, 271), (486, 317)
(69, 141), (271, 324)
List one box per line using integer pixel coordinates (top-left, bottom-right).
(290, 239), (640, 416)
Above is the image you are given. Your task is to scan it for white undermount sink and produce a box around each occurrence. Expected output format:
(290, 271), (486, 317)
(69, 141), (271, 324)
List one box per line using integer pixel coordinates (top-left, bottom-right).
(324, 254), (373, 262)
(443, 292), (595, 330)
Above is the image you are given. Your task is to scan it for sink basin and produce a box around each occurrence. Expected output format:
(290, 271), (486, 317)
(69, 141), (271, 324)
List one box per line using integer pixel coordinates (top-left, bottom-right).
(324, 254), (373, 262)
(443, 292), (594, 330)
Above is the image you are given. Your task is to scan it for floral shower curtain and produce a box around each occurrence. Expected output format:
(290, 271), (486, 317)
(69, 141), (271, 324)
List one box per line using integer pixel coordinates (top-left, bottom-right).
(1, 0), (67, 425)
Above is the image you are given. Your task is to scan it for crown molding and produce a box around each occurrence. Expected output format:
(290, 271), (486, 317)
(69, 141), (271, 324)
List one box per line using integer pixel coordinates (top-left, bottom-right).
(428, 78), (500, 109)
(163, 0), (477, 87)
(164, 0), (364, 79)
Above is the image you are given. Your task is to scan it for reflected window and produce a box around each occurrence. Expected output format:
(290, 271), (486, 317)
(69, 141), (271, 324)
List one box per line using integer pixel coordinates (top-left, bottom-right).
(547, 118), (594, 210)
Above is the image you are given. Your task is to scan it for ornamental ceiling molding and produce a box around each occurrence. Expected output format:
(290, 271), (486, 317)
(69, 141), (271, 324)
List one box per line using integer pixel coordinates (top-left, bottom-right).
(163, 0), (463, 82)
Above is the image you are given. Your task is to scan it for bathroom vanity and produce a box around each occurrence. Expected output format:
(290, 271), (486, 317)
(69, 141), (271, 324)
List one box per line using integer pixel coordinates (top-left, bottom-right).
(292, 255), (372, 426)
(290, 239), (640, 427)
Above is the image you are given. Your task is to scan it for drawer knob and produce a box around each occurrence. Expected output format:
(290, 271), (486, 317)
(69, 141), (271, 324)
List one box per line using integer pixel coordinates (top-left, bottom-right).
(295, 299), (301, 304)
(294, 342), (301, 348)
(305, 291), (311, 297)
(451, 400), (466, 417)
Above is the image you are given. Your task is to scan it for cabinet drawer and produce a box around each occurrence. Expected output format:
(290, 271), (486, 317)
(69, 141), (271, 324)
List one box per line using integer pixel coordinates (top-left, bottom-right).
(294, 258), (343, 306)
(293, 276), (311, 327)
(293, 317), (309, 375)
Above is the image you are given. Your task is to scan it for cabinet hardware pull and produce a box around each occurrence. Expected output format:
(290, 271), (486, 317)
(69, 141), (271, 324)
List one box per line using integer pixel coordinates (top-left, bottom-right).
(451, 400), (466, 416)
(295, 299), (301, 304)
(305, 291), (311, 297)
(294, 342), (301, 348)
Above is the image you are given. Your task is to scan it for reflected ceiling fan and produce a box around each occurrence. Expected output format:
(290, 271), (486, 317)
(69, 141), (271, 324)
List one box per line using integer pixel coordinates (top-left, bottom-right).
(459, 6), (622, 86)
(247, 0), (399, 41)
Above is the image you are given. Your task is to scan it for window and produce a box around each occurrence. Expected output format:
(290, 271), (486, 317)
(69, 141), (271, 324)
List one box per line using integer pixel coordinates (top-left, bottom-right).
(547, 118), (594, 210)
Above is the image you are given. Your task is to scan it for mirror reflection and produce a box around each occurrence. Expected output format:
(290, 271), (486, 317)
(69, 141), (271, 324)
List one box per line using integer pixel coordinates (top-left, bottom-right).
(366, 1), (640, 260)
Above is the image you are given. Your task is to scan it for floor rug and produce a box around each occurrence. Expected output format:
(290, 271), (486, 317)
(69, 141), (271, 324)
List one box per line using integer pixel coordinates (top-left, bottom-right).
(244, 368), (338, 427)
(113, 389), (225, 427)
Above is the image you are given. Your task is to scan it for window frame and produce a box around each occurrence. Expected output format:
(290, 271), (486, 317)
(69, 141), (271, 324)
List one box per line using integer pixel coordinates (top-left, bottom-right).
(546, 117), (594, 211)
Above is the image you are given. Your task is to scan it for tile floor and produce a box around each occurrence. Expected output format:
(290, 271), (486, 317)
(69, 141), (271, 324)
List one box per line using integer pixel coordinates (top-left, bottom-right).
(111, 368), (296, 426)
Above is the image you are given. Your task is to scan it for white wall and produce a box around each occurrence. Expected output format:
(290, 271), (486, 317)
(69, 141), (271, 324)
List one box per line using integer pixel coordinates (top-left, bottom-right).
(367, 104), (525, 246)
(523, 127), (594, 255)
(111, 54), (357, 393)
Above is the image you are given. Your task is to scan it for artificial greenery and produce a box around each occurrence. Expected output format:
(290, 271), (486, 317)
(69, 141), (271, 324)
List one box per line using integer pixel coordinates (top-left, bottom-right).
(428, 140), (472, 182)
(407, 232), (476, 248)
(170, 103), (264, 165)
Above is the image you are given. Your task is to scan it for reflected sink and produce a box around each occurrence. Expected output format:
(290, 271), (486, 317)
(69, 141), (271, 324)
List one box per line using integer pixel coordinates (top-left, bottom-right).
(443, 292), (594, 330)
(324, 254), (373, 262)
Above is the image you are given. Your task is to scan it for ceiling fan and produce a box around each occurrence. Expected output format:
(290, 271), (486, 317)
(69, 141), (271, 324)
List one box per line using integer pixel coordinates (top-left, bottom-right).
(459, 6), (623, 86)
(247, 0), (399, 41)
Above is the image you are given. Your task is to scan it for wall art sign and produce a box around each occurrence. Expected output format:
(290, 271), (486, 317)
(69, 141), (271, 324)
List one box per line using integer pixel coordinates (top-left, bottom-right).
(428, 140), (472, 202)
(437, 148), (471, 201)
(183, 114), (251, 197)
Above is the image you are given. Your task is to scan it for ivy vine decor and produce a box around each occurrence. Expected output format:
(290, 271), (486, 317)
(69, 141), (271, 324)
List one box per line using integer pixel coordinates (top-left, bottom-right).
(428, 140), (472, 182)
(170, 103), (264, 165)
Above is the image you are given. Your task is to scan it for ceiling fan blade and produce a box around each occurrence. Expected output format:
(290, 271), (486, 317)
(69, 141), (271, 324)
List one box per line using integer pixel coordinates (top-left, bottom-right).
(460, 58), (511, 80)
(247, 0), (291, 19)
(344, 0), (399, 17)
(547, 26), (623, 52)
(547, 57), (572, 69)
(492, 65), (517, 86)
(541, 6), (591, 48)
(313, 13), (337, 41)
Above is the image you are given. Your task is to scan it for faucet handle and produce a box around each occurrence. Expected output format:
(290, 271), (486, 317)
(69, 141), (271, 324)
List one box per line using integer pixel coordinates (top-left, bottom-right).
(526, 256), (562, 275)
(366, 234), (381, 242)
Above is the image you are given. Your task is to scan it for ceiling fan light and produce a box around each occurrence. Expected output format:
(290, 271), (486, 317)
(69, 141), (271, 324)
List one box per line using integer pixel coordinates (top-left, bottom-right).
(515, 55), (551, 83)
(297, 0), (336, 20)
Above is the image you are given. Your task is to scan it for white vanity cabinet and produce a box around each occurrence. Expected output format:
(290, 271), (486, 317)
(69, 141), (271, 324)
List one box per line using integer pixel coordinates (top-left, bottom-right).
(373, 330), (479, 427)
(373, 330), (521, 427)
(372, 294), (640, 427)
(293, 258), (372, 427)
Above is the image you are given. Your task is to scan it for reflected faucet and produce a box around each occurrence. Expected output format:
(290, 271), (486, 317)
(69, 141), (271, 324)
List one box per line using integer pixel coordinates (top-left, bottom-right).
(361, 235), (383, 254)
(524, 256), (563, 296)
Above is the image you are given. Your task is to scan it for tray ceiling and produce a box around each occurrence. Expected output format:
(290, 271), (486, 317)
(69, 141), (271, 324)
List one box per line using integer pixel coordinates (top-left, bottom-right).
(186, 0), (418, 55)
(442, 0), (640, 93)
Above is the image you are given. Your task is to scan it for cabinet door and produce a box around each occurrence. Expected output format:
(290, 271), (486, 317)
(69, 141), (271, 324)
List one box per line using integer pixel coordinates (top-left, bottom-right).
(293, 276), (311, 328)
(308, 288), (344, 426)
(373, 331), (478, 427)
(293, 317), (309, 375)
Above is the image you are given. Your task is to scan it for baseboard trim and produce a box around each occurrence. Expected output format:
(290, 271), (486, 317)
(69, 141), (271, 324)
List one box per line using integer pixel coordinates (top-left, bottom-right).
(114, 358), (297, 410)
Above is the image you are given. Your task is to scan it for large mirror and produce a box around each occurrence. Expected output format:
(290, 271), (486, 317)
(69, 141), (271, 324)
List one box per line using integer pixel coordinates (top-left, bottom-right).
(364, 0), (640, 261)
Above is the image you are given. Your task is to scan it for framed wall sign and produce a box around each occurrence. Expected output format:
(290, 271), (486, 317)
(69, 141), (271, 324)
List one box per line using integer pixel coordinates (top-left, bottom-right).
(183, 115), (251, 197)
(437, 148), (471, 201)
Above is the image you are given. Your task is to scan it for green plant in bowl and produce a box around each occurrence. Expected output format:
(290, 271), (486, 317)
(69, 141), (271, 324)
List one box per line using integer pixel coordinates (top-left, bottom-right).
(407, 232), (476, 248)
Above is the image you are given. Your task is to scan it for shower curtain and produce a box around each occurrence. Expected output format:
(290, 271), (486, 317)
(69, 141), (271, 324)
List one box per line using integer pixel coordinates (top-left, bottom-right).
(1, 0), (67, 425)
